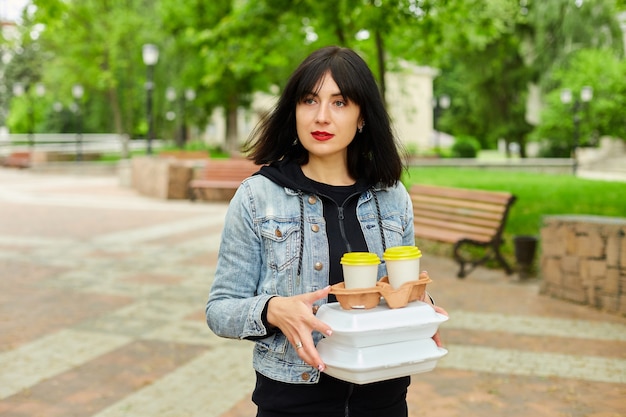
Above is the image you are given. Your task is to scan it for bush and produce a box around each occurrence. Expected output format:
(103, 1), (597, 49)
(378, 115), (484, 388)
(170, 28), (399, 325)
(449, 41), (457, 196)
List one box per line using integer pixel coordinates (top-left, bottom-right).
(451, 136), (480, 158)
(537, 139), (571, 158)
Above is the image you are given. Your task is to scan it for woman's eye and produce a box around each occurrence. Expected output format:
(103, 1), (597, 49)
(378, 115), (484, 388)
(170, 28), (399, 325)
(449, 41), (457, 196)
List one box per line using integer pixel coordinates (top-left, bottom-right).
(303, 97), (316, 105)
(334, 100), (346, 107)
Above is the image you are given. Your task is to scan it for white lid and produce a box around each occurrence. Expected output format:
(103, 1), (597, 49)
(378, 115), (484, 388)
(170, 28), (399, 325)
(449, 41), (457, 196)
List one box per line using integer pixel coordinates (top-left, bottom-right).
(317, 300), (448, 347)
(318, 300), (447, 333)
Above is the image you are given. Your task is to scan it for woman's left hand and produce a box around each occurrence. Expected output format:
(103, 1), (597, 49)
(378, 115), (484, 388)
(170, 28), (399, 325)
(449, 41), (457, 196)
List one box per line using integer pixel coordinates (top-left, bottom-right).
(266, 285), (333, 371)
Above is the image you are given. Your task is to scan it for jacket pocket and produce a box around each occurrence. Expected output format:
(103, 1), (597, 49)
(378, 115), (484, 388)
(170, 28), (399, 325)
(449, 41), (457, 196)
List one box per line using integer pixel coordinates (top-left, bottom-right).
(259, 218), (300, 272)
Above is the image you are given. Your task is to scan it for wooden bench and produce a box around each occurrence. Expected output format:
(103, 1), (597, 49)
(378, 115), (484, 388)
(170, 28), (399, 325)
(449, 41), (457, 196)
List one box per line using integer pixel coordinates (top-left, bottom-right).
(1, 152), (31, 169)
(409, 184), (516, 278)
(188, 158), (261, 201)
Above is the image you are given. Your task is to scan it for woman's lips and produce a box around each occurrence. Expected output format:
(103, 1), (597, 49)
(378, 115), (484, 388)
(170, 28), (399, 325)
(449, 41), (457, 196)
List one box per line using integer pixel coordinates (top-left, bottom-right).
(311, 131), (334, 141)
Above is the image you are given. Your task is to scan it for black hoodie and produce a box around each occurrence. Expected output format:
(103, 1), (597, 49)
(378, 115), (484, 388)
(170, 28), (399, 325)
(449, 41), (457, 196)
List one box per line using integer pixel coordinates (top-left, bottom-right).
(257, 159), (372, 290)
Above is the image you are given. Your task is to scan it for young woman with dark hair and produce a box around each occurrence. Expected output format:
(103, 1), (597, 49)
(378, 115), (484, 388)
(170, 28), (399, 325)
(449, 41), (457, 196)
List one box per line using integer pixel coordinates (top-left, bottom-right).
(206, 45), (446, 417)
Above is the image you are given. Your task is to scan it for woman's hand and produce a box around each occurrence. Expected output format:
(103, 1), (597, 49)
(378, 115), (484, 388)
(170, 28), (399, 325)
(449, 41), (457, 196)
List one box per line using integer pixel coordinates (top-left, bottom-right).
(431, 305), (448, 347)
(266, 286), (333, 371)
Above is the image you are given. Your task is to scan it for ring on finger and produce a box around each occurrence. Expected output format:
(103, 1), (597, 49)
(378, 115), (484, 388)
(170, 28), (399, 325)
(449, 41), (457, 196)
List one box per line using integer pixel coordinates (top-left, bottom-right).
(295, 341), (303, 349)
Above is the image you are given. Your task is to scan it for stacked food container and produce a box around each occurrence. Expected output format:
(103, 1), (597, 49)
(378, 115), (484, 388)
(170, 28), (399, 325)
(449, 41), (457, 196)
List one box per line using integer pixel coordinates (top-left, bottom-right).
(316, 300), (448, 384)
(316, 246), (448, 384)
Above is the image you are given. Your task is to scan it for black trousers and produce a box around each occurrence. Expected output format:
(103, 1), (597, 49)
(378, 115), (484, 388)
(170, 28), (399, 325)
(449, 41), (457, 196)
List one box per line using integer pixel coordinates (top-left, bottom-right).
(253, 371), (410, 417)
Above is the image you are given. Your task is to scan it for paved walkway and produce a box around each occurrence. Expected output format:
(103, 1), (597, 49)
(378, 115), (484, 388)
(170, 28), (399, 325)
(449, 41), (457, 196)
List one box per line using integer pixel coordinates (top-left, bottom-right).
(0, 168), (624, 417)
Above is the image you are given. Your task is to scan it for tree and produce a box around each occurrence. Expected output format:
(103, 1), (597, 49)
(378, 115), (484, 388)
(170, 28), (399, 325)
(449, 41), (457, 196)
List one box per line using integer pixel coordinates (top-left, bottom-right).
(30, 0), (164, 137)
(532, 48), (626, 155)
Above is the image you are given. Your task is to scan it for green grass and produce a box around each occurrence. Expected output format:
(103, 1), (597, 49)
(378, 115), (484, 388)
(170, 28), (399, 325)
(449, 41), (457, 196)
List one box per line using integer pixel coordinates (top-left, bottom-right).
(402, 167), (625, 268)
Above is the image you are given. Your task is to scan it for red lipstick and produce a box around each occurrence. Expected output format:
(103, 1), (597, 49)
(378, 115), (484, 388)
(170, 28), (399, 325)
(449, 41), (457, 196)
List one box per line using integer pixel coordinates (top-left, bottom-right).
(311, 131), (334, 141)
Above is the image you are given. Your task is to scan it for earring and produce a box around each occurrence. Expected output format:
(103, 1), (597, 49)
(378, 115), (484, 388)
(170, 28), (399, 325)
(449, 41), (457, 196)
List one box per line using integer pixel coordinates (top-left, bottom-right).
(358, 121), (365, 133)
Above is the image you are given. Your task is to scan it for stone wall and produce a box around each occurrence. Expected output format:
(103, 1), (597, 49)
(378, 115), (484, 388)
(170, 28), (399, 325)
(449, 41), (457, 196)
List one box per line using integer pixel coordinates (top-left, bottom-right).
(130, 156), (196, 200)
(540, 215), (626, 315)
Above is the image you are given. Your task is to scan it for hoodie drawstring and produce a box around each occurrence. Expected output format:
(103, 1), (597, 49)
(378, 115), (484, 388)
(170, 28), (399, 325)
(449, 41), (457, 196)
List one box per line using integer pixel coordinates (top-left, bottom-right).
(297, 191), (304, 278)
(372, 189), (387, 252)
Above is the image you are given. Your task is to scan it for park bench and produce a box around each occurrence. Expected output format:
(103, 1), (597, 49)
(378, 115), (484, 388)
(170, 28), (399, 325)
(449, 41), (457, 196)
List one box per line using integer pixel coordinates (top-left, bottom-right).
(1, 152), (31, 169)
(188, 158), (261, 201)
(409, 184), (516, 278)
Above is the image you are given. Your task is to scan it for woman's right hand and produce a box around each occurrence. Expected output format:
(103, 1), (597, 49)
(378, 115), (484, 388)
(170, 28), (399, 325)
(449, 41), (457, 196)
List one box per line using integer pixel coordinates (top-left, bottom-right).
(266, 286), (333, 371)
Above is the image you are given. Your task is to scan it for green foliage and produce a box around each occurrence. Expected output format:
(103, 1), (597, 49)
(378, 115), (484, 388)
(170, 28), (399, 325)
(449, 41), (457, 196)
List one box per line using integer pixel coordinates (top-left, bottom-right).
(451, 136), (480, 158)
(2, 0), (625, 155)
(532, 48), (626, 147)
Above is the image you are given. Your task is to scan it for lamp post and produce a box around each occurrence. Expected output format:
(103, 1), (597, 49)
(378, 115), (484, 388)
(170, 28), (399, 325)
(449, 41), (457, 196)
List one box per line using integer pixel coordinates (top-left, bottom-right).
(142, 44), (159, 155)
(560, 86), (592, 175)
(72, 84), (84, 161)
(432, 95), (450, 154)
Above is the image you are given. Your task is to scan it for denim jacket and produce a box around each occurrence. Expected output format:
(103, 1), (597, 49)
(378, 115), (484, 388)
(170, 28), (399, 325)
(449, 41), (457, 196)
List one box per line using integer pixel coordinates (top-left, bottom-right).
(206, 174), (415, 384)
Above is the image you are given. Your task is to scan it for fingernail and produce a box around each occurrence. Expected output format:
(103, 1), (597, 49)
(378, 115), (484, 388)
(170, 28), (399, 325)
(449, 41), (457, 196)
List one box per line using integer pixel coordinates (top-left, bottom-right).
(318, 363), (325, 371)
(325, 329), (333, 336)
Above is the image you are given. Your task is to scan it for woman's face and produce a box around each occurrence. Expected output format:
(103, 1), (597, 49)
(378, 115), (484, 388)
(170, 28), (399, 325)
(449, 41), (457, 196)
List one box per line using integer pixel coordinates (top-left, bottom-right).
(295, 72), (362, 162)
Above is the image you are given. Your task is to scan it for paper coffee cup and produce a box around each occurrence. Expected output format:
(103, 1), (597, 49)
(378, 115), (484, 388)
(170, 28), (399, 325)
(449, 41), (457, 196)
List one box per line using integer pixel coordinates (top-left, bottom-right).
(341, 252), (381, 289)
(383, 246), (422, 289)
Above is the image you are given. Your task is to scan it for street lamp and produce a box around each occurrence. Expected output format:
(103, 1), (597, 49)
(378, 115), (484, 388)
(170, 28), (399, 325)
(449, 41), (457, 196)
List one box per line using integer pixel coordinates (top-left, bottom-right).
(432, 95), (450, 154)
(142, 43), (159, 154)
(72, 84), (84, 161)
(560, 86), (592, 175)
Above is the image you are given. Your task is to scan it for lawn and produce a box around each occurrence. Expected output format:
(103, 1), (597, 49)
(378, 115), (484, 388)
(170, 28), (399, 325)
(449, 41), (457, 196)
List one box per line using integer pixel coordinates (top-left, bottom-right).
(402, 167), (625, 267)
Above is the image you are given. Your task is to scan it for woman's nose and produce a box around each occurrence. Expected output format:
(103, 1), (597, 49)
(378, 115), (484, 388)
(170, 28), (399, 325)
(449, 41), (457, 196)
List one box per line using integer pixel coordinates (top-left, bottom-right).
(315, 104), (330, 124)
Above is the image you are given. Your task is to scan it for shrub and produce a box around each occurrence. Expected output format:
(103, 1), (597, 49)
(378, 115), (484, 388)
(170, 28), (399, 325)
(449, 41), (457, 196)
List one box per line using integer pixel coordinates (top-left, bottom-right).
(451, 136), (480, 158)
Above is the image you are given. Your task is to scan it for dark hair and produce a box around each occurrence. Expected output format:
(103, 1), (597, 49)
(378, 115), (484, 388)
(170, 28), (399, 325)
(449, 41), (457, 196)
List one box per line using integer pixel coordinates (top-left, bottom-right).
(243, 46), (405, 187)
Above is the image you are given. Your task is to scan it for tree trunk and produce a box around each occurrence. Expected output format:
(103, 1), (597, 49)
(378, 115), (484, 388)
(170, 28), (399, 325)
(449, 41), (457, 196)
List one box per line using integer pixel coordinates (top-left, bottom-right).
(108, 87), (128, 158)
(375, 30), (386, 105)
(225, 94), (239, 155)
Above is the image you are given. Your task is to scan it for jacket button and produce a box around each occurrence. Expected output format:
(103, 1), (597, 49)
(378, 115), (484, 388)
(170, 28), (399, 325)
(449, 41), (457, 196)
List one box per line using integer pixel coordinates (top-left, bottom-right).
(308, 196), (317, 205)
(301, 372), (310, 381)
(314, 262), (323, 271)
(311, 224), (319, 233)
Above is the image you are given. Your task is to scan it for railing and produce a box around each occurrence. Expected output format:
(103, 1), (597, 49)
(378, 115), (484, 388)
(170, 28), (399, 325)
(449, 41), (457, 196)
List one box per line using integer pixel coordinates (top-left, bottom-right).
(0, 133), (162, 157)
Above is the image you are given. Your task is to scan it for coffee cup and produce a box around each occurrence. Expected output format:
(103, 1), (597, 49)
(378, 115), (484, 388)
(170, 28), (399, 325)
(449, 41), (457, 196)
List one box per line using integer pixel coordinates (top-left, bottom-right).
(383, 246), (422, 289)
(340, 252), (381, 289)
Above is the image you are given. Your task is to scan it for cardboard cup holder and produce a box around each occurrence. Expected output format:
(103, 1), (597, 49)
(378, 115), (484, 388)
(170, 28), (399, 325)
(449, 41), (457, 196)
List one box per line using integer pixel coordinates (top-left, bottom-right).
(330, 273), (432, 310)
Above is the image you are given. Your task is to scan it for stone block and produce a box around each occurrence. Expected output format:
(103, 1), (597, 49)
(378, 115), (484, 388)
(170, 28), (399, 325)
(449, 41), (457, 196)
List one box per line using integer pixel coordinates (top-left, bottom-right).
(588, 260), (608, 280)
(563, 271), (582, 290)
(602, 268), (620, 294)
(131, 156), (193, 200)
(560, 286), (587, 304)
(619, 294), (626, 315)
(562, 256), (579, 274)
(606, 233), (621, 267)
(597, 295), (618, 312)
(540, 257), (562, 285)
(575, 231), (605, 258)
(565, 225), (578, 255)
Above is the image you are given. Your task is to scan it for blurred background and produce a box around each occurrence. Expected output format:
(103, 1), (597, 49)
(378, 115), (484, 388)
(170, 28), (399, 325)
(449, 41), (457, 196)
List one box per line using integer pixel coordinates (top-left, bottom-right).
(1, 0), (625, 161)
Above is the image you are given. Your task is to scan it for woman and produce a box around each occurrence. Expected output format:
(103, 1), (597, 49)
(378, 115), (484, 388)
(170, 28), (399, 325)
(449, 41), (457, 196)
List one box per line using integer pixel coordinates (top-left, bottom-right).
(206, 46), (445, 417)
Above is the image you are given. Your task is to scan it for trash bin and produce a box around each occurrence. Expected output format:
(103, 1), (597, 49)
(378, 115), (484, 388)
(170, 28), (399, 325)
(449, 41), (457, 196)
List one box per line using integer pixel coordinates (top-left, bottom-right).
(513, 235), (538, 280)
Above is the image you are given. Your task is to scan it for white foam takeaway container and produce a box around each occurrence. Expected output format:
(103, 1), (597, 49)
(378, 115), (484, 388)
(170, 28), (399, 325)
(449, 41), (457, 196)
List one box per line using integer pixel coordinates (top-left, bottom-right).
(316, 300), (448, 347)
(318, 337), (448, 384)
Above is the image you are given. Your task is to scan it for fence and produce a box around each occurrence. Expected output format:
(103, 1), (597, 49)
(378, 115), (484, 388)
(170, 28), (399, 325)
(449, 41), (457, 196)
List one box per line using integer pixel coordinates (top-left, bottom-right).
(0, 133), (162, 158)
